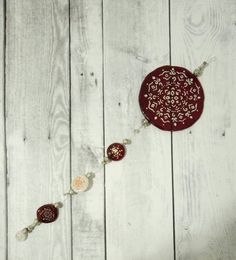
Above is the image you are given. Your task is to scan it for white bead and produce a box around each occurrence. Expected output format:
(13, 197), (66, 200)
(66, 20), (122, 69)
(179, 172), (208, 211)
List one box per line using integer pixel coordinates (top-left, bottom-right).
(54, 202), (63, 208)
(16, 228), (28, 241)
(123, 139), (132, 145)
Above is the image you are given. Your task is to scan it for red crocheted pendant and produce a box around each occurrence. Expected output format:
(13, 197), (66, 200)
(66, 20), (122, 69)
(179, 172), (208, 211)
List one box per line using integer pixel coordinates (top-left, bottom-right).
(139, 66), (204, 131)
(107, 143), (126, 161)
(37, 204), (58, 223)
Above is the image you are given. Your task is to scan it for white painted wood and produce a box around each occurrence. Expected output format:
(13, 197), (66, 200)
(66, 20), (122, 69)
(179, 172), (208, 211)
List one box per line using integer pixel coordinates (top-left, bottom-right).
(2, 1), (236, 259)
(171, 0), (236, 259)
(70, 0), (105, 259)
(104, 1), (174, 259)
(0, 0), (6, 259)
(6, 1), (71, 259)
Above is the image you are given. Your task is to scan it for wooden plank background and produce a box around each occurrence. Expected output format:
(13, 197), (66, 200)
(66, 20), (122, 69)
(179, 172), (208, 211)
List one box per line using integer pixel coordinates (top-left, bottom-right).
(171, 1), (236, 260)
(0, 0), (236, 260)
(0, 0), (7, 259)
(6, 1), (71, 259)
(103, 1), (174, 259)
(70, 0), (105, 259)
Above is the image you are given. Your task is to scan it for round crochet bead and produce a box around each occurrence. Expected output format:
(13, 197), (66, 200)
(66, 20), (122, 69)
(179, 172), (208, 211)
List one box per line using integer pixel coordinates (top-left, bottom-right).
(139, 66), (204, 131)
(71, 175), (90, 192)
(107, 143), (126, 161)
(37, 204), (58, 223)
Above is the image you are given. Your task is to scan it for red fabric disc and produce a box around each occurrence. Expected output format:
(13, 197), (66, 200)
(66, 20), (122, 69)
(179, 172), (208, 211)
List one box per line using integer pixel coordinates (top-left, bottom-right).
(139, 66), (204, 131)
(107, 143), (126, 161)
(37, 204), (58, 223)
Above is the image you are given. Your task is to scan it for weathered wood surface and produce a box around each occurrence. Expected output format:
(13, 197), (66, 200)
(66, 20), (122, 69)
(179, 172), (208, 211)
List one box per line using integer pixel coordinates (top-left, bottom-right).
(70, 0), (105, 259)
(1, 0), (236, 259)
(0, 0), (7, 259)
(6, 1), (71, 259)
(104, 1), (174, 259)
(171, 0), (236, 259)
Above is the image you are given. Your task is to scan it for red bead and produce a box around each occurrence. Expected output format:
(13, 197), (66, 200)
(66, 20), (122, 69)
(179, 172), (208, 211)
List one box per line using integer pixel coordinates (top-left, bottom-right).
(107, 143), (126, 161)
(139, 66), (204, 131)
(37, 204), (58, 223)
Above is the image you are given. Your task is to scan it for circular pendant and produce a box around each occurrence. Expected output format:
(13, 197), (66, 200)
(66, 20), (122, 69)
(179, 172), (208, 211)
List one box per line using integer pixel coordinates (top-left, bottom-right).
(139, 66), (204, 131)
(107, 143), (126, 161)
(71, 175), (90, 192)
(37, 204), (58, 223)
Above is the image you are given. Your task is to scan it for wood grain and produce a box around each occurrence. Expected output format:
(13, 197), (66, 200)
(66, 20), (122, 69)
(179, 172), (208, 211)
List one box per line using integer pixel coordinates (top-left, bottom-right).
(2, 0), (236, 259)
(103, 1), (174, 259)
(0, 0), (7, 259)
(70, 0), (105, 259)
(171, 0), (236, 259)
(6, 1), (71, 259)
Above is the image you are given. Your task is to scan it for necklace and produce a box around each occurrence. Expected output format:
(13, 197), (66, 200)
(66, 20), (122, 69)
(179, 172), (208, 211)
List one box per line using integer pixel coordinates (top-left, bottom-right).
(16, 61), (209, 241)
